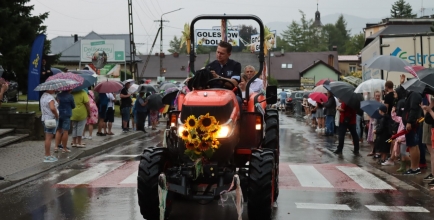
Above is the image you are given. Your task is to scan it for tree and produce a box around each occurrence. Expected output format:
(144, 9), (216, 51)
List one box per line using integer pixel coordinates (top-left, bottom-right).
(268, 76), (278, 86)
(275, 36), (290, 53)
(345, 33), (365, 55)
(0, 1), (50, 93)
(390, 0), (416, 18)
(168, 36), (187, 54)
(333, 15), (350, 54)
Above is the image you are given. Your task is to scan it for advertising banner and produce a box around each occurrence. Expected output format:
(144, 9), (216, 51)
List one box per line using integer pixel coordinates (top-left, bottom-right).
(27, 34), (46, 100)
(80, 39), (125, 62)
(195, 29), (239, 46)
(250, 30), (277, 52)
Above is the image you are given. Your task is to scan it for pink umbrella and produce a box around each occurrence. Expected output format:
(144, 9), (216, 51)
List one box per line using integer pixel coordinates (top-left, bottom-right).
(315, 79), (334, 86)
(404, 65), (425, 77)
(309, 92), (328, 103)
(94, 81), (123, 93)
(46, 72), (84, 91)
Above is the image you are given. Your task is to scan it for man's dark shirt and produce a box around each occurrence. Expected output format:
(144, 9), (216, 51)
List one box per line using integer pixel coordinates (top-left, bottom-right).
(120, 87), (132, 108)
(206, 59), (241, 83)
(40, 63), (52, 83)
(384, 91), (395, 115)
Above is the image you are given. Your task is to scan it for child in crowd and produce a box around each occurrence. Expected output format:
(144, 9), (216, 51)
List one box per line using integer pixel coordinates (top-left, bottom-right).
(374, 105), (391, 164)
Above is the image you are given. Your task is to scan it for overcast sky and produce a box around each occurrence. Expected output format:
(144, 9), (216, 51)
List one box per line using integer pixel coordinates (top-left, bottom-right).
(29, 0), (434, 54)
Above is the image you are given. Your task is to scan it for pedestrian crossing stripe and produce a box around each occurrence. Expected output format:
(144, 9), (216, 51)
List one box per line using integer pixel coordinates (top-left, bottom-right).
(295, 203), (430, 213)
(55, 162), (400, 192)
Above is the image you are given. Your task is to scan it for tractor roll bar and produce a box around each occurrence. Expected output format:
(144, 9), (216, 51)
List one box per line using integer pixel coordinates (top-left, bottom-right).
(189, 14), (265, 100)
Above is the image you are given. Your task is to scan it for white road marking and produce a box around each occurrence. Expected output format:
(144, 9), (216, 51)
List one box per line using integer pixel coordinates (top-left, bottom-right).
(103, 155), (140, 158)
(120, 170), (138, 184)
(295, 203), (352, 211)
(336, 166), (395, 190)
(289, 165), (333, 188)
(365, 205), (430, 213)
(58, 161), (125, 185)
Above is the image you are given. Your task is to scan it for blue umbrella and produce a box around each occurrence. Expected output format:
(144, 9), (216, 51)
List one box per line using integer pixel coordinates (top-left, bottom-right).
(72, 74), (97, 92)
(360, 100), (383, 119)
(51, 68), (63, 75)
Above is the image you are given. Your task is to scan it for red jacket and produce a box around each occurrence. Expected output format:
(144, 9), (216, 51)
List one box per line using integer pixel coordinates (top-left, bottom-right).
(339, 102), (357, 125)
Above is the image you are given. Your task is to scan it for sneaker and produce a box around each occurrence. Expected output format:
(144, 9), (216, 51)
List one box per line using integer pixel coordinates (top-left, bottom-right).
(381, 160), (394, 166)
(43, 156), (58, 163)
(428, 180), (434, 186)
(423, 174), (434, 182)
(82, 136), (88, 139)
(87, 136), (92, 140)
(403, 168), (421, 175)
(122, 130), (127, 133)
(333, 149), (342, 154)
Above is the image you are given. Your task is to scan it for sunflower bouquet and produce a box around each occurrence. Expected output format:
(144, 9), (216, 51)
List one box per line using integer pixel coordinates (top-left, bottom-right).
(181, 113), (221, 161)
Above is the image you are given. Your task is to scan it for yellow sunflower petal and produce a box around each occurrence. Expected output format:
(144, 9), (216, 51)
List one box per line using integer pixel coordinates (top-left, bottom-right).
(185, 115), (199, 130)
(199, 113), (217, 132)
(181, 129), (190, 141)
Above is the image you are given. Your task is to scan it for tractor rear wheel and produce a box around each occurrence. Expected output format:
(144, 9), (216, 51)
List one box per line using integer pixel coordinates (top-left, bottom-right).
(248, 149), (275, 220)
(137, 147), (171, 220)
(264, 109), (279, 200)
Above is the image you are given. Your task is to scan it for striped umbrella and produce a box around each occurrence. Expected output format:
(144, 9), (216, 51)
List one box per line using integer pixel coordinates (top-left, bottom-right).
(34, 79), (80, 91)
(46, 72), (84, 90)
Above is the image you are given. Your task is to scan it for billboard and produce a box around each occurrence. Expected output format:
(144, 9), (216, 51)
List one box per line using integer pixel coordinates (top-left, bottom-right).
(250, 30), (277, 52)
(80, 39), (125, 62)
(194, 29), (240, 46)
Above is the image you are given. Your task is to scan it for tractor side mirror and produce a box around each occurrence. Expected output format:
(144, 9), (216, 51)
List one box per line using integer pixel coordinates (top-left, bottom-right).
(266, 86), (277, 104)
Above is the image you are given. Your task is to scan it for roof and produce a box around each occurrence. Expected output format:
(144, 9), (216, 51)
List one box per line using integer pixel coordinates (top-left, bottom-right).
(269, 51), (339, 80)
(51, 31), (142, 63)
(136, 53), (260, 79)
(299, 60), (341, 76)
(364, 24), (433, 46)
(338, 55), (360, 62)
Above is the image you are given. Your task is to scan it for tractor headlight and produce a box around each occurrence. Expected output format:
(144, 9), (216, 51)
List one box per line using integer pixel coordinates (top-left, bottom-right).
(217, 125), (231, 138)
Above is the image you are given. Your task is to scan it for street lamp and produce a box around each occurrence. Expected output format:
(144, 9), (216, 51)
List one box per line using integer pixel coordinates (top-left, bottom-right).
(159, 8), (183, 77)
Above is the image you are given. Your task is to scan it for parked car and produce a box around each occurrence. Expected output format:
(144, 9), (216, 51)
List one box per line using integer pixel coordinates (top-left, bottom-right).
(286, 91), (311, 113)
(0, 66), (19, 103)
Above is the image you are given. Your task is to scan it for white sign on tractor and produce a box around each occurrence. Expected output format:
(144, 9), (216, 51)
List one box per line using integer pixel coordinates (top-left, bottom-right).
(195, 29), (240, 46)
(250, 30), (277, 52)
(80, 39), (125, 62)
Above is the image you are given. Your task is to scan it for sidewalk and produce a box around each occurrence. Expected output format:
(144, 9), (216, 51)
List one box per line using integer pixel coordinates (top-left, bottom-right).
(0, 117), (166, 191)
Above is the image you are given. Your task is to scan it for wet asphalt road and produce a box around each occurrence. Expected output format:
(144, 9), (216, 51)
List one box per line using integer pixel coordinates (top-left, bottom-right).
(1, 112), (434, 220)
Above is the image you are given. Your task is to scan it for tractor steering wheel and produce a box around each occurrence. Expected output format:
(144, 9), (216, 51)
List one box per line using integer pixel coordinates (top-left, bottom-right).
(206, 78), (243, 98)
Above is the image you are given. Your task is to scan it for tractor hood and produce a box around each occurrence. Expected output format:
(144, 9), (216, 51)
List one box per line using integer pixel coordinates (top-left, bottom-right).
(179, 89), (238, 124)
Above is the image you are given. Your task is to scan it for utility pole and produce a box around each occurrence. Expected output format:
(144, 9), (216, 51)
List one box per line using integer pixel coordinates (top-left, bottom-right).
(127, 0), (136, 79)
(154, 8), (183, 77)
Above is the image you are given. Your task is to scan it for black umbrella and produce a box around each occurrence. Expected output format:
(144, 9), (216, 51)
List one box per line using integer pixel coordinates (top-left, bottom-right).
(416, 68), (434, 87)
(402, 78), (425, 94)
(139, 84), (158, 94)
(327, 81), (363, 110)
(147, 93), (164, 111)
(162, 87), (179, 105)
(159, 82), (177, 91)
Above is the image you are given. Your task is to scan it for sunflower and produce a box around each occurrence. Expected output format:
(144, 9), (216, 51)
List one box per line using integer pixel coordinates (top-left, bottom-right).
(202, 133), (212, 141)
(211, 139), (220, 149)
(180, 129), (190, 141)
(199, 113), (217, 132)
(209, 124), (220, 138)
(185, 115), (199, 130)
(198, 140), (211, 151)
(185, 141), (195, 150)
(191, 138), (201, 148)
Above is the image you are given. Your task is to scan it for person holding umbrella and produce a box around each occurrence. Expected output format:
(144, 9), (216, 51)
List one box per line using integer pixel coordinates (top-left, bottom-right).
(120, 80), (133, 132)
(402, 90), (423, 175)
(334, 99), (359, 155)
(322, 91), (336, 136)
(135, 87), (149, 132)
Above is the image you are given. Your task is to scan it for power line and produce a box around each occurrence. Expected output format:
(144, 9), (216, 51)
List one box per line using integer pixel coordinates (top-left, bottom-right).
(140, 0), (158, 19)
(164, 25), (183, 30)
(154, 0), (163, 14)
(132, 6), (154, 42)
(135, 0), (156, 21)
(149, 0), (162, 14)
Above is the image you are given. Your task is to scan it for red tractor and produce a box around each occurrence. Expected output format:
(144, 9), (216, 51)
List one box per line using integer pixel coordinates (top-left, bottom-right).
(137, 15), (279, 220)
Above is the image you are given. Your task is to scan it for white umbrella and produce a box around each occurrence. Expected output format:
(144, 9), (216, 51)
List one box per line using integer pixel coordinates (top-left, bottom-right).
(128, 84), (139, 94)
(354, 79), (386, 94)
(312, 85), (328, 93)
(307, 98), (317, 106)
(363, 55), (411, 72)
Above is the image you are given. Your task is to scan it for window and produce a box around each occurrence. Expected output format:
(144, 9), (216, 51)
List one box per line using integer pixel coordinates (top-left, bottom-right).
(287, 64), (293, 69)
(349, 66), (356, 73)
(281, 64), (287, 68)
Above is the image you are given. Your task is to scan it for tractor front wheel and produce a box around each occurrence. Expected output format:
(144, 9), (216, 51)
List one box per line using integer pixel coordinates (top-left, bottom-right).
(137, 147), (171, 220)
(247, 149), (275, 220)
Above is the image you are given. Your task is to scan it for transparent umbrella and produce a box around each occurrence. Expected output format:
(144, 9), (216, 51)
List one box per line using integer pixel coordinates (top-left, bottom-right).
(354, 79), (386, 94)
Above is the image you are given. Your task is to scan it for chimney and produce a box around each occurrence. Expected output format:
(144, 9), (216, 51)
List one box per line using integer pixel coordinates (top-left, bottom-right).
(332, 46), (337, 51)
(74, 34), (78, 43)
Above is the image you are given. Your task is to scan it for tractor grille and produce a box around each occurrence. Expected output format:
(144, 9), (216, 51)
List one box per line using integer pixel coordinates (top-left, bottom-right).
(180, 102), (234, 123)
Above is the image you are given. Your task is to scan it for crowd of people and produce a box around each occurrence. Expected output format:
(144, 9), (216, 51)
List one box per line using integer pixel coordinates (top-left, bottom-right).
(39, 78), (162, 163)
(299, 75), (434, 187)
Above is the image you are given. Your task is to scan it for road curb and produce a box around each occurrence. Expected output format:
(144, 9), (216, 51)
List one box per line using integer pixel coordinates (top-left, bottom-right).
(0, 130), (151, 192)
